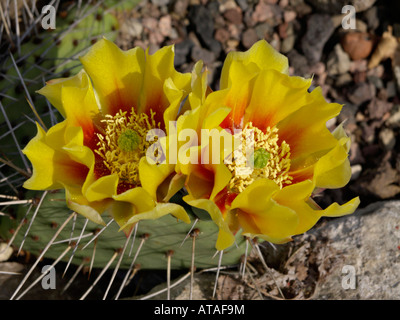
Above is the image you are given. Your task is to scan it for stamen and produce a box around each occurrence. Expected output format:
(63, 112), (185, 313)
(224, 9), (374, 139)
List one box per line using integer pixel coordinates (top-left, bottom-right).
(227, 122), (292, 193)
(95, 108), (160, 186)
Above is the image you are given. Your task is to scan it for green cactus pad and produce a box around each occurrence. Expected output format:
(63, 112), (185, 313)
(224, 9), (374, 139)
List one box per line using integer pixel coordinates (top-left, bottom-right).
(0, 190), (247, 270)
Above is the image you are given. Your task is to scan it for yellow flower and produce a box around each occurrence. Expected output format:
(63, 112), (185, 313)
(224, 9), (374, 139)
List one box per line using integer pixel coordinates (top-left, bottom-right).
(23, 38), (193, 231)
(177, 40), (360, 250)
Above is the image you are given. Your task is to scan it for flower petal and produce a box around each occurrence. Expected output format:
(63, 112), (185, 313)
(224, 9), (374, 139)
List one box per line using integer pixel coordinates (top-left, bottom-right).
(220, 40), (289, 90)
(183, 196), (235, 250)
(243, 70), (313, 130)
(36, 69), (91, 118)
(60, 73), (100, 145)
(273, 180), (359, 235)
(65, 185), (108, 226)
(277, 87), (343, 170)
(22, 122), (88, 190)
(138, 45), (191, 126)
(84, 173), (119, 202)
(120, 202), (191, 231)
(139, 156), (175, 201)
(80, 38), (145, 115)
(230, 179), (299, 241)
(110, 187), (155, 229)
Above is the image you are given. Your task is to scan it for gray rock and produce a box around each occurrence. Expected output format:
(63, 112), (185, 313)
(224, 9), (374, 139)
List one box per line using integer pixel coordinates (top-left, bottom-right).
(379, 128), (396, 151)
(312, 201), (400, 299)
(305, 0), (376, 13)
(327, 43), (351, 76)
(131, 201), (400, 300)
(301, 14), (335, 64)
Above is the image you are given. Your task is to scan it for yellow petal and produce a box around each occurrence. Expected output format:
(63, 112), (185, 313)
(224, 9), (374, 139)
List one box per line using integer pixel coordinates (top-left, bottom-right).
(110, 187), (155, 229)
(139, 156), (175, 201)
(183, 196), (235, 251)
(312, 137), (352, 189)
(120, 202), (191, 231)
(220, 40), (289, 89)
(60, 73), (99, 144)
(243, 69), (313, 129)
(36, 69), (91, 118)
(84, 173), (119, 202)
(273, 180), (359, 235)
(80, 38), (145, 115)
(277, 87), (343, 169)
(230, 179), (299, 241)
(22, 122), (88, 190)
(138, 45), (191, 123)
(187, 60), (208, 111)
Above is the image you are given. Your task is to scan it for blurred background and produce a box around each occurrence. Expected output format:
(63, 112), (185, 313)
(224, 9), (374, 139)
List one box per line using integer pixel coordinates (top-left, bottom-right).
(0, 0), (399, 300)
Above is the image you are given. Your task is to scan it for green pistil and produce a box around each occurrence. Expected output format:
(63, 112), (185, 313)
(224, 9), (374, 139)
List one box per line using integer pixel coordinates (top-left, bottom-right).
(117, 129), (140, 152)
(252, 148), (270, 169)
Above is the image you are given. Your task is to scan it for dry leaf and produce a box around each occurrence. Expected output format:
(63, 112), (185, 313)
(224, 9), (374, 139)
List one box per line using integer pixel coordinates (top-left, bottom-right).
(368, 26), (399, 69)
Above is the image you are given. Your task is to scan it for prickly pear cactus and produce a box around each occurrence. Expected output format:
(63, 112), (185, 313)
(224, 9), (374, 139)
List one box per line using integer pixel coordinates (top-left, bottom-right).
(0, 189), (246, 270)
(0, 0), (248, 300)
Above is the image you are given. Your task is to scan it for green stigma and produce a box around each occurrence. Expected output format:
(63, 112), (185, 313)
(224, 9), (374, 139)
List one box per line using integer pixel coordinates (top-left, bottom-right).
(252, 148), (270, 169)
(117, 129), (140, 152)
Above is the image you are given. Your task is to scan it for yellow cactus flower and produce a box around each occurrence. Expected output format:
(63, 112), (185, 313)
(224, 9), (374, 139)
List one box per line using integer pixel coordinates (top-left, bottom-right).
(23, 39), (194, 231)
(177, 40), (360, 250)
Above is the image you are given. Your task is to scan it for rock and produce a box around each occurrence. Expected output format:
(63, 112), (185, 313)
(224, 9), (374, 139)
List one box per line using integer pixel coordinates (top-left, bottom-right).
(236, 0), (249, 11)
(367, 98), (393, 120)
(350, 164), (362, 181)
(119, 18), (143, 39)
(301, 14), (335, 64)
(387, 104), (400, 128)
(151, 0), (171, 6)
(174, 39), (195, 66)
(289, 0), (312, 16)
(363, 6), (379, 31)
(191, 46), (216, 66)
(188, 5), (222, 56)
(287, 49), (311, 77)
(223, 8), (243, 25)
(335, 73), (353, 87)
(379, 128), (396, 150)
(242, 28), (259, 49)
(252, 1), (275, 23)
(280, 23), (296, 53)
(214, 28), (230, 44)
(312, 201), (400, 299)
(327, 43), (351, 76)
(142, 17), (158, 31)
(173, 0), (189, 17)
(159, 15), (172, 37)
(283, 10), (297, 23)
(341, 32), (375, 61)
(386, 81), (397, 99)
(347, 82), (374, 106)
(227, 23), (241, 40)
(255, 23), (273, 41)
(349, 140), (365, 164)
(364, 160), (400, 199)
(218, 0), (238, 13)
(306, 0), (376, 13)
